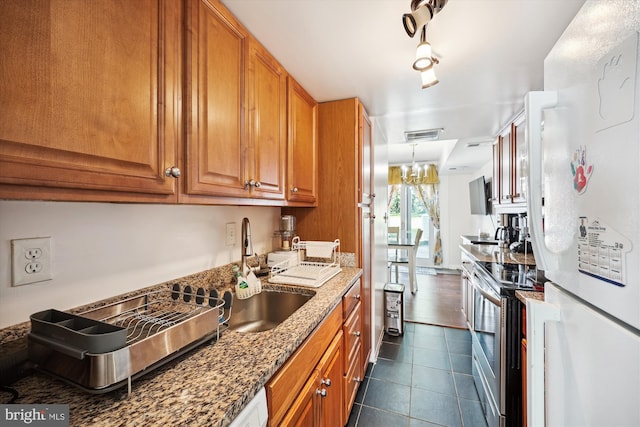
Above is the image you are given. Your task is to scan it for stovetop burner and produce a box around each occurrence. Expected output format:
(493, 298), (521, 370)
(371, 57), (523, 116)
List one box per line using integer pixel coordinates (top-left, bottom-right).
(475, 261), (544, 291)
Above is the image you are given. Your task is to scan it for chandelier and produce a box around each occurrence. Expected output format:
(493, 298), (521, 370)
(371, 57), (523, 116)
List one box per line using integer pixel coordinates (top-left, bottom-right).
(402, 0), (448, 89)
(401, 144), (424, 184)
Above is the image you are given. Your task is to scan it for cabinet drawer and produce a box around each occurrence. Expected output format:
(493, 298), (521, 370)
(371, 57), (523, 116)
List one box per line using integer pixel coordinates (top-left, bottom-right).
(266, 302), (342, 427)
(342, 281), (361, 319)
(343, 341), (363, 421)
(343, 301), (361, 373)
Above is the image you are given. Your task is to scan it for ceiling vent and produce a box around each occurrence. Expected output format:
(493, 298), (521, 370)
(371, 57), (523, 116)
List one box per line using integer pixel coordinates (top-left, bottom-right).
(404, 128), (443, 143)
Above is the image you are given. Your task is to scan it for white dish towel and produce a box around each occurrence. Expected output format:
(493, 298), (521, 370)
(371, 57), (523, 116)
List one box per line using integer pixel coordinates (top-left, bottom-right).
(305, 241), (334, 258)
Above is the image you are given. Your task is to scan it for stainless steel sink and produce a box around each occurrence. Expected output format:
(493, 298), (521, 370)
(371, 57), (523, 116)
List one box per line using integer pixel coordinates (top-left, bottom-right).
(227, 290), (313, 333)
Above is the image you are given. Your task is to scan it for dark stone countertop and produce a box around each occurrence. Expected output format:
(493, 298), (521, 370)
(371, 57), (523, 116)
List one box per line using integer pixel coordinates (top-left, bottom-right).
(460, 244), (537, 266)
(3, 268), (363, 427)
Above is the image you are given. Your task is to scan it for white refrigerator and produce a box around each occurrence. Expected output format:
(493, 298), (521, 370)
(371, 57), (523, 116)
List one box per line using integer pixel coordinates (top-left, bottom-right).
(524, 1), (640, 426)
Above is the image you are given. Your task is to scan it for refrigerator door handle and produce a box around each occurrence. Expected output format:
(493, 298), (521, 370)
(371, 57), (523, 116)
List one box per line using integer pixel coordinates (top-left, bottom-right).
(525, 91), (558, 272)
(526, 298), (561, 427)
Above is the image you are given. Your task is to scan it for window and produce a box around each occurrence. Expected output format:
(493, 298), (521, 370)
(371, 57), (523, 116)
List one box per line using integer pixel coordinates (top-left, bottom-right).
(388, 184), (432, 266)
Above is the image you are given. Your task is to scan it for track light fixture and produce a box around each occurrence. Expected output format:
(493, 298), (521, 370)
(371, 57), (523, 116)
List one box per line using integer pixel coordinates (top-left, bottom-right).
(412, 28), (435, 71)
(403, 0), (447, 89)
(402, 2), (433, 38)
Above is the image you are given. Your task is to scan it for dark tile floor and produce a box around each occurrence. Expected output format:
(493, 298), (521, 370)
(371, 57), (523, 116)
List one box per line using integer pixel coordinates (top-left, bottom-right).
(346, 322), (487, 427)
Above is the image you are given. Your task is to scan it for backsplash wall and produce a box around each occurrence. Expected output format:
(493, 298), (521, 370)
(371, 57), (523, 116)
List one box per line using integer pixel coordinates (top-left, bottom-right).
(0, 201), (280, 328)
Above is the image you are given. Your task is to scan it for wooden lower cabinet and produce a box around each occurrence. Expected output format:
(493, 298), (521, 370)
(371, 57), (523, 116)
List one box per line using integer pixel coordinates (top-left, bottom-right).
(280, 370), (317, 427)
(280, 331), (343, 427)
(342, 282), (364, 422)
(267, 280), (367, 427)
(522, 337), (527, 427)
(521, 304), (528, 427)
(266, 303), (342, 427)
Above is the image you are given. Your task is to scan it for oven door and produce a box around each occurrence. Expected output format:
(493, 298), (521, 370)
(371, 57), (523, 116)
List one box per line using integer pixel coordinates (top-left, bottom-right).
(471, 273), (503, 426)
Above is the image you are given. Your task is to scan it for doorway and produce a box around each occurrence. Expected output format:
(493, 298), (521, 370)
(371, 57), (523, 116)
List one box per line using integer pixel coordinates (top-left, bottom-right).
(388, 184), (433, 267)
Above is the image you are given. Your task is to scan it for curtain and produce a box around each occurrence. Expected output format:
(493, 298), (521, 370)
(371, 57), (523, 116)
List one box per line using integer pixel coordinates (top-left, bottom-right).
(388, 164), (442, 265)
(388, 166), (403, 211)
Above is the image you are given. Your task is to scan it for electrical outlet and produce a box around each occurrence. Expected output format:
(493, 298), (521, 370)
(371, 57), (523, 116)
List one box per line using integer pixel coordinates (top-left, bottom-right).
(11, 237), (52, 286)
(225, 222), (236, 246)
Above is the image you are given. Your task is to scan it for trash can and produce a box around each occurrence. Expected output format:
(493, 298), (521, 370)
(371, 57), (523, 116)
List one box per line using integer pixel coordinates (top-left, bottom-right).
(384, 283), (404, 336)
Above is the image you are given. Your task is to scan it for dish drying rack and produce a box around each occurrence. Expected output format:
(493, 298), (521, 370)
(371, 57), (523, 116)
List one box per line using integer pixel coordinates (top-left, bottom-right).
(28, 287), (232, 394)
(268, 237), (341, 288)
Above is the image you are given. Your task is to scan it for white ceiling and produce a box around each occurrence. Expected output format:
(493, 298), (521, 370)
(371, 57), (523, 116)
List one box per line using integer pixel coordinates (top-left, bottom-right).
(221, 0), (585, 174)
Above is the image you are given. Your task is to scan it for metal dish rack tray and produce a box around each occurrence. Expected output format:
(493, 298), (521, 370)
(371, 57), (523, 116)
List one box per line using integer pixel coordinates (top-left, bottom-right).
(268, 238), (341, 288)
(28, 288), (226, 394)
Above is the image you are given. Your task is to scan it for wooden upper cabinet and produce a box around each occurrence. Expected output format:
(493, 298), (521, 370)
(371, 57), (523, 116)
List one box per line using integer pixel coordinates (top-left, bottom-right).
(285, 98), (364, 258)
(512, 113), (526, 203)
(246, 36), (287, 200)
(184, 0), (286, 203)
(183, 0), (248, 200)
(287, 77), (318, 205)
(492, 139), (501, 204)
(493, 110), (527, 209)
(0, 0), (314, 206)
(499, 126), (513, 204)
(0, 0), (181, 202)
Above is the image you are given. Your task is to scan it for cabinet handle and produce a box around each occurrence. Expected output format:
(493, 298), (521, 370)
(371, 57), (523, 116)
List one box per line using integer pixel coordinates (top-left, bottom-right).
(354, 294), (361, 300)
(353, 377), (362, 383)
(316, 388), (327, 397)
(353, 331), (361, 337)
(290, 187), (298, 193)
(164, 167), (181, 178)
(244, 179), (262, 190)
(321, 378), (331, 387)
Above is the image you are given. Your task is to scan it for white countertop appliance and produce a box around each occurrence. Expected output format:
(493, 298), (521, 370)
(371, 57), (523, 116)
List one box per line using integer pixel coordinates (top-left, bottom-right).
(525, 2), (640, 425)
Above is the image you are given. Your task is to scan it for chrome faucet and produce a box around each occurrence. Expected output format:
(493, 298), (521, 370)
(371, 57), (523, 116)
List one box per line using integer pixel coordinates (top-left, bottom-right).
(241, 217), (253, 276)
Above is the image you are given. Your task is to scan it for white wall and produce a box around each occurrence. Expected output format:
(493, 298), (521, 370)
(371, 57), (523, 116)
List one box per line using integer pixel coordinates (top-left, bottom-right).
(0, 201), (280, 327)
(438, 161), (496, 269)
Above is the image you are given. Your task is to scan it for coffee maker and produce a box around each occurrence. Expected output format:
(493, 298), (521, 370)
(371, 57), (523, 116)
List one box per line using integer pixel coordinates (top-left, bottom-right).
(509, 213), (533, 253)
(495, 213), (518, 248)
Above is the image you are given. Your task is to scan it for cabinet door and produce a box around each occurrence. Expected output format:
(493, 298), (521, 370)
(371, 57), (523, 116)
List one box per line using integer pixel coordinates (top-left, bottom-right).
(512, 114), (526, 203)
(279, 332), (343, 427)
(0, 0), (180, 202)
(246, 37), (287, 200)
(491, 140), (500, 204)
(499, 128), (512, 204)
(184, 0), (249, 198)
(318, 331), (343, 427)
(359, 107), (373, 375)
(344, 342), (363, 422)
(286, 77), (318, 204)
(279, 370), (319, 427)
(522, 337), (527, 427)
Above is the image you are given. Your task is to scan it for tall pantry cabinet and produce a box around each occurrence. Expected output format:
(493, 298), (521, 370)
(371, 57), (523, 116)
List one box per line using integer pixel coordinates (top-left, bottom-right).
(284, 97), (372, 393)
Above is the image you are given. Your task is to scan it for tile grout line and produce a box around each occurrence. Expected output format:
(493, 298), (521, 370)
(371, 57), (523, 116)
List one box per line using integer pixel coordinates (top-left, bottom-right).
(445, 330), (467, 427)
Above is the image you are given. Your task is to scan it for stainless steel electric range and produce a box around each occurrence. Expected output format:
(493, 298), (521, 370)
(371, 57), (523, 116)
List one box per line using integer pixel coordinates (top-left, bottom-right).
(469, 260), (544, 427)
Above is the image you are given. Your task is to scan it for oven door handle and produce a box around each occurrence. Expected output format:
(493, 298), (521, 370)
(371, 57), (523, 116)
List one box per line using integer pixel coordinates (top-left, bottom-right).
(474, 284), (501, 306)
